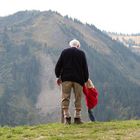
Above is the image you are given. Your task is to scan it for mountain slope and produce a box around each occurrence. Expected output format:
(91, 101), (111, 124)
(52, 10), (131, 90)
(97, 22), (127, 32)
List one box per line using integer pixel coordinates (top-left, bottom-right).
(0, 10), (140, 125)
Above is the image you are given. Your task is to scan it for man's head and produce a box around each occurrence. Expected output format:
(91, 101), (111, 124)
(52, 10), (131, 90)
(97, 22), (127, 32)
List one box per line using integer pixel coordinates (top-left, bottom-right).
(69, 39), (80, 48)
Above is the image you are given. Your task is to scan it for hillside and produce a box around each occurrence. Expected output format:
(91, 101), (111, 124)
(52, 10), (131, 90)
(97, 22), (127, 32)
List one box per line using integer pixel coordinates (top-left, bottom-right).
(107, 32), (140, 55)
(0, 120), (140, 140)
(0, 10), (140, 125)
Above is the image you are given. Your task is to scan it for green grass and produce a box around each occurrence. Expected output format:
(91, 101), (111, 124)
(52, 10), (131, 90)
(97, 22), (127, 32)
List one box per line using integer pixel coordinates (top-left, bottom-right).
(0, 120), (140, 140)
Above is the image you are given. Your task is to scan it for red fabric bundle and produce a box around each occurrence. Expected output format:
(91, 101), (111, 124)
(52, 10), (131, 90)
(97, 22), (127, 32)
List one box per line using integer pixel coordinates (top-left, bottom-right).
(83, 85), (98, 109)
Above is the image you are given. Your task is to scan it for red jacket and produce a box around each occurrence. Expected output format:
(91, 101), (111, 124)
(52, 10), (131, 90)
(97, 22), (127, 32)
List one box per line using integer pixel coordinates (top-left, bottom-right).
(83, 85), (98, 109)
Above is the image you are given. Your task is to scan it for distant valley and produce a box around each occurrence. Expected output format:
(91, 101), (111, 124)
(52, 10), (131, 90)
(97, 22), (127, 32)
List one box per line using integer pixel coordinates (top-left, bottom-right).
(107, 32), (140, 55)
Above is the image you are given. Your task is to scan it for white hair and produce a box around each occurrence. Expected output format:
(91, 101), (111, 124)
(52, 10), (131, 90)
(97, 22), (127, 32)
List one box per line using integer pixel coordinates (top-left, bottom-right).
(69, 39), (80, 48)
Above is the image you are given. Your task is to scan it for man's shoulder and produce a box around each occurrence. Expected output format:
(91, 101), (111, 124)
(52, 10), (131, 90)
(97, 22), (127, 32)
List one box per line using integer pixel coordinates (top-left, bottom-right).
(62, 47), (85, 55)
(62, 47), (76, 53)
(78, 49), (85, 56)
(79, 49), (85, 53)
(62, 47), (71, 53)
(65, 47), (72, 50)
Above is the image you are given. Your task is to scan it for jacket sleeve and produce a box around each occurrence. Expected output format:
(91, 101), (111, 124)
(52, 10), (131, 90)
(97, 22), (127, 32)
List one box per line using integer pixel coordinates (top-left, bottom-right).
(55, 53), (63, 78)
(82, 52), (89, 83)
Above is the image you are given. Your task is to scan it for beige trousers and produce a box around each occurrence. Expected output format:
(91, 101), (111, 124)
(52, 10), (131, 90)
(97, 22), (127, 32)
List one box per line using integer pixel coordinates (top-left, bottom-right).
(61, 81), (82, 118)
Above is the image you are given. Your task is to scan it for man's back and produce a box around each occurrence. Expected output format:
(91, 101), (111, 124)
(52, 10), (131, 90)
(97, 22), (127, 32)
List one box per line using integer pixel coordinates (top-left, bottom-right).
(55, 47), (89, 86)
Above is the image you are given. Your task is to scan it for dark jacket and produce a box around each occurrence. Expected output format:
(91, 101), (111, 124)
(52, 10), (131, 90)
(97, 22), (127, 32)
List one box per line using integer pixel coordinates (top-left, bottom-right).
(55, 47), (89, 86)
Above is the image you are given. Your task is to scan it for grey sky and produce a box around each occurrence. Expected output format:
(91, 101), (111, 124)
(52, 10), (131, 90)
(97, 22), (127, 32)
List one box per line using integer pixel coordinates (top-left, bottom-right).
(0, 0), (140, 34)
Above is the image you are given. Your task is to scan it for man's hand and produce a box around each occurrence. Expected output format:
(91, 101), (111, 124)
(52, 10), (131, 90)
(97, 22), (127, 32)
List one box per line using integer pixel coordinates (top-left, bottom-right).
(56, 78), (62, 86)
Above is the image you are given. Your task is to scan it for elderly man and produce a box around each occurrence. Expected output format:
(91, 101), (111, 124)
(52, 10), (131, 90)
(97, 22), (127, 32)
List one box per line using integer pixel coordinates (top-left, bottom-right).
(55, 39), (89, 124)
